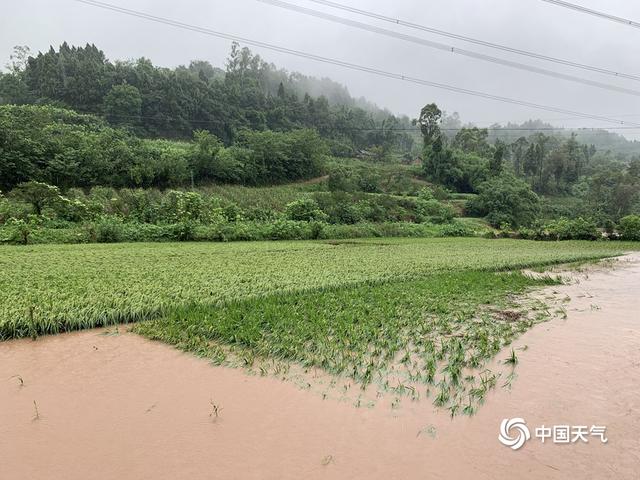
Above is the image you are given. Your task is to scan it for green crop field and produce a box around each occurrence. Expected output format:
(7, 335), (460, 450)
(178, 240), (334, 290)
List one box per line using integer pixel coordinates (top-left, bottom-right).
(1, 237), (635, 341)
(2, 237), (638, 412)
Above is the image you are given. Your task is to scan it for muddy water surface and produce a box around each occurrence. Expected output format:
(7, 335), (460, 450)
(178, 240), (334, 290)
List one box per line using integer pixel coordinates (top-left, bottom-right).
(1, 255), (639, 479)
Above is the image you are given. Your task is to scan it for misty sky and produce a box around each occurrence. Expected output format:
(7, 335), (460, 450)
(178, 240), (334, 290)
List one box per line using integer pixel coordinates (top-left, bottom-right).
(2, 0), (639, 138)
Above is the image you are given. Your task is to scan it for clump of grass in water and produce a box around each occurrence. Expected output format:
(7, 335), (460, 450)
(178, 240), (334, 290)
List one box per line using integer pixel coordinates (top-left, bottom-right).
(32, 400), (40, 421)
(504, 348), (519, 365)
(10, 375), (24, 387)
(209, 399), (223, 419)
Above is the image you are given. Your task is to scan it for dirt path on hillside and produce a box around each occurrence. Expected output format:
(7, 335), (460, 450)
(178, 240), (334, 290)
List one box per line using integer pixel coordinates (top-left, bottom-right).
(1, 254), (639, 480)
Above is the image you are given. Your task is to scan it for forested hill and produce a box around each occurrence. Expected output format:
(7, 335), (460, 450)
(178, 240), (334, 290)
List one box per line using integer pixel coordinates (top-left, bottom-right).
(0, 42), (414, 153)
(488, 120), (640, 158)
(439, 115), (640, 158)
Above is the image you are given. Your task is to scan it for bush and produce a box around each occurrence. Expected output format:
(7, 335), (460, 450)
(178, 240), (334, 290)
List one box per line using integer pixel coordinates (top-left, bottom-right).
(95, 216), (125, 243)
(167, 221), (197, 241)
(416, 198), (455, 224)
(1, 218), (32, 244)
(0, 196), (31, 224)
(469, 174), (540, 228)
(284, 198), (328, 222)
(619, 215), (640, 241)
(518, 217), (600, 241)
(267, 220), (311, 240)
(547, 218), (599, 240)
(437, 221), (475, 237)
(53, 197), (91, 222)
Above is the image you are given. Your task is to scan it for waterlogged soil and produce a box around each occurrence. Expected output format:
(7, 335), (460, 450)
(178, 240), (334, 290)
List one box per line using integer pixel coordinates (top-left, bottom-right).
(1, 255), (639, 479)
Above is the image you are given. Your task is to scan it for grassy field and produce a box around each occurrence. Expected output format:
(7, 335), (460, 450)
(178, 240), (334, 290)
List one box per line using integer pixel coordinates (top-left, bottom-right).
(1, 237), (636, 341)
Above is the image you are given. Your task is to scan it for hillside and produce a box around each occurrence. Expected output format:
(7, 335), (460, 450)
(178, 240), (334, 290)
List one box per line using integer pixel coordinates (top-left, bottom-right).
(0, 42), (415, 155)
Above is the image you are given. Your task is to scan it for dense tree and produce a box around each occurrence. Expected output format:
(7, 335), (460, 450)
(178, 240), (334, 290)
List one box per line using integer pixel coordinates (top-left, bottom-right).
(469, 174), (540, 228)
(0, 42), (415, 154)
(103, 83), (142, 127)
(0, 105), (326, 190)
(451, 127), (492, 157)
(11, 181), (61, 215)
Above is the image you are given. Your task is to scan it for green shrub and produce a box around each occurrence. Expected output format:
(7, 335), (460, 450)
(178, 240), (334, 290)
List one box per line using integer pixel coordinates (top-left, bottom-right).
(619, 215), (640, 241)
(417, 198), (455, 224)
(1, 218), (32, 245)
(545, 218), (599, 241)
(95, 217), (125, 243)
(469, 174), (540, 228)
(517, 217), (600, 241)
(285, 198), (328, 222)
(0, 196), (31, 224)
(437, 221), (475, 238)
(53, 197), (91, 222)
(162, 221), (196, 241)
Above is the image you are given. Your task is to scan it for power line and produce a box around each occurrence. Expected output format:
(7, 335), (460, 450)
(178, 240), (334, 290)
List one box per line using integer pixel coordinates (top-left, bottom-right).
(539, 0), (640, 29)
(100, 114), (640, 132)
(258, 0), (640, 97)
(72, 0), (640, 128)
(305, 0), (640, 82)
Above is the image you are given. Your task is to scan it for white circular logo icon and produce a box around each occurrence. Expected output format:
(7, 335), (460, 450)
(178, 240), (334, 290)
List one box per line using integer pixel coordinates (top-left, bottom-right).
(498, 418), (531, 450)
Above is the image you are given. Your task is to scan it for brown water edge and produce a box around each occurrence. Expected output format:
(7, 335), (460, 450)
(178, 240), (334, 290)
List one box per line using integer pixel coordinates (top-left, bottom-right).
(1, 255), (639, 480)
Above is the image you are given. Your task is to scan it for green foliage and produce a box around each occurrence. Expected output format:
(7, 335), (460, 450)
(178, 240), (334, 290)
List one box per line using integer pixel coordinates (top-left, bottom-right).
(10, 181), (60, 215)
(3, 42), (415, 154)
(468, 174), (540, 228)
(1, 217), (33, 245)
(518, 217), (600, 241)
(0, 237), (632, 340)
(0, 105), (330, 190)
(451, 127), (492, 157)
(136, 269), (557, 409)
(284, 198), (328, 222)
(95, 216), (125, 243)
(103, 83), (142, 127)
(416, 188), (455, 224)
(236, 128), (327, 185)
(0, 194), (31, 223)
(619, 215), (640, 241)
(161, 190), (207, 223)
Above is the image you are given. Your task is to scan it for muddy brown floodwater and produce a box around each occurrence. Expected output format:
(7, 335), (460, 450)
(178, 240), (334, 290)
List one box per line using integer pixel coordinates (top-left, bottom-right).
(2, 254), (639, 480)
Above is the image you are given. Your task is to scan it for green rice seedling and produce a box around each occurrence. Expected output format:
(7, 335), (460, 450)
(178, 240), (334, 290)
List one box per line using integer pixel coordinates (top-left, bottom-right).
(32, 400), (40, 421)
(504, 349), (519, 365)
(433, 381), (450, 407)
(462, 396), (476, 416)
(502, 372), (518, 390)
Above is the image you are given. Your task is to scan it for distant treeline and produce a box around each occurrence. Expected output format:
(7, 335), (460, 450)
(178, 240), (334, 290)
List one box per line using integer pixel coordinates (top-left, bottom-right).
(0, 42), (414, 154)
(416, 104), (640, 227)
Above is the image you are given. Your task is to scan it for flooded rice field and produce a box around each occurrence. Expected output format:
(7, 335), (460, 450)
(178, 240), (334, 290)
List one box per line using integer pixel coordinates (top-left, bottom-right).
(2, 254), (639, 479)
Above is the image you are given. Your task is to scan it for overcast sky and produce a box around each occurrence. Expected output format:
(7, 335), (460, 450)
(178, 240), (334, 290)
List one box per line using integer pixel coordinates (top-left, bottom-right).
(2, 0), (639, 137)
